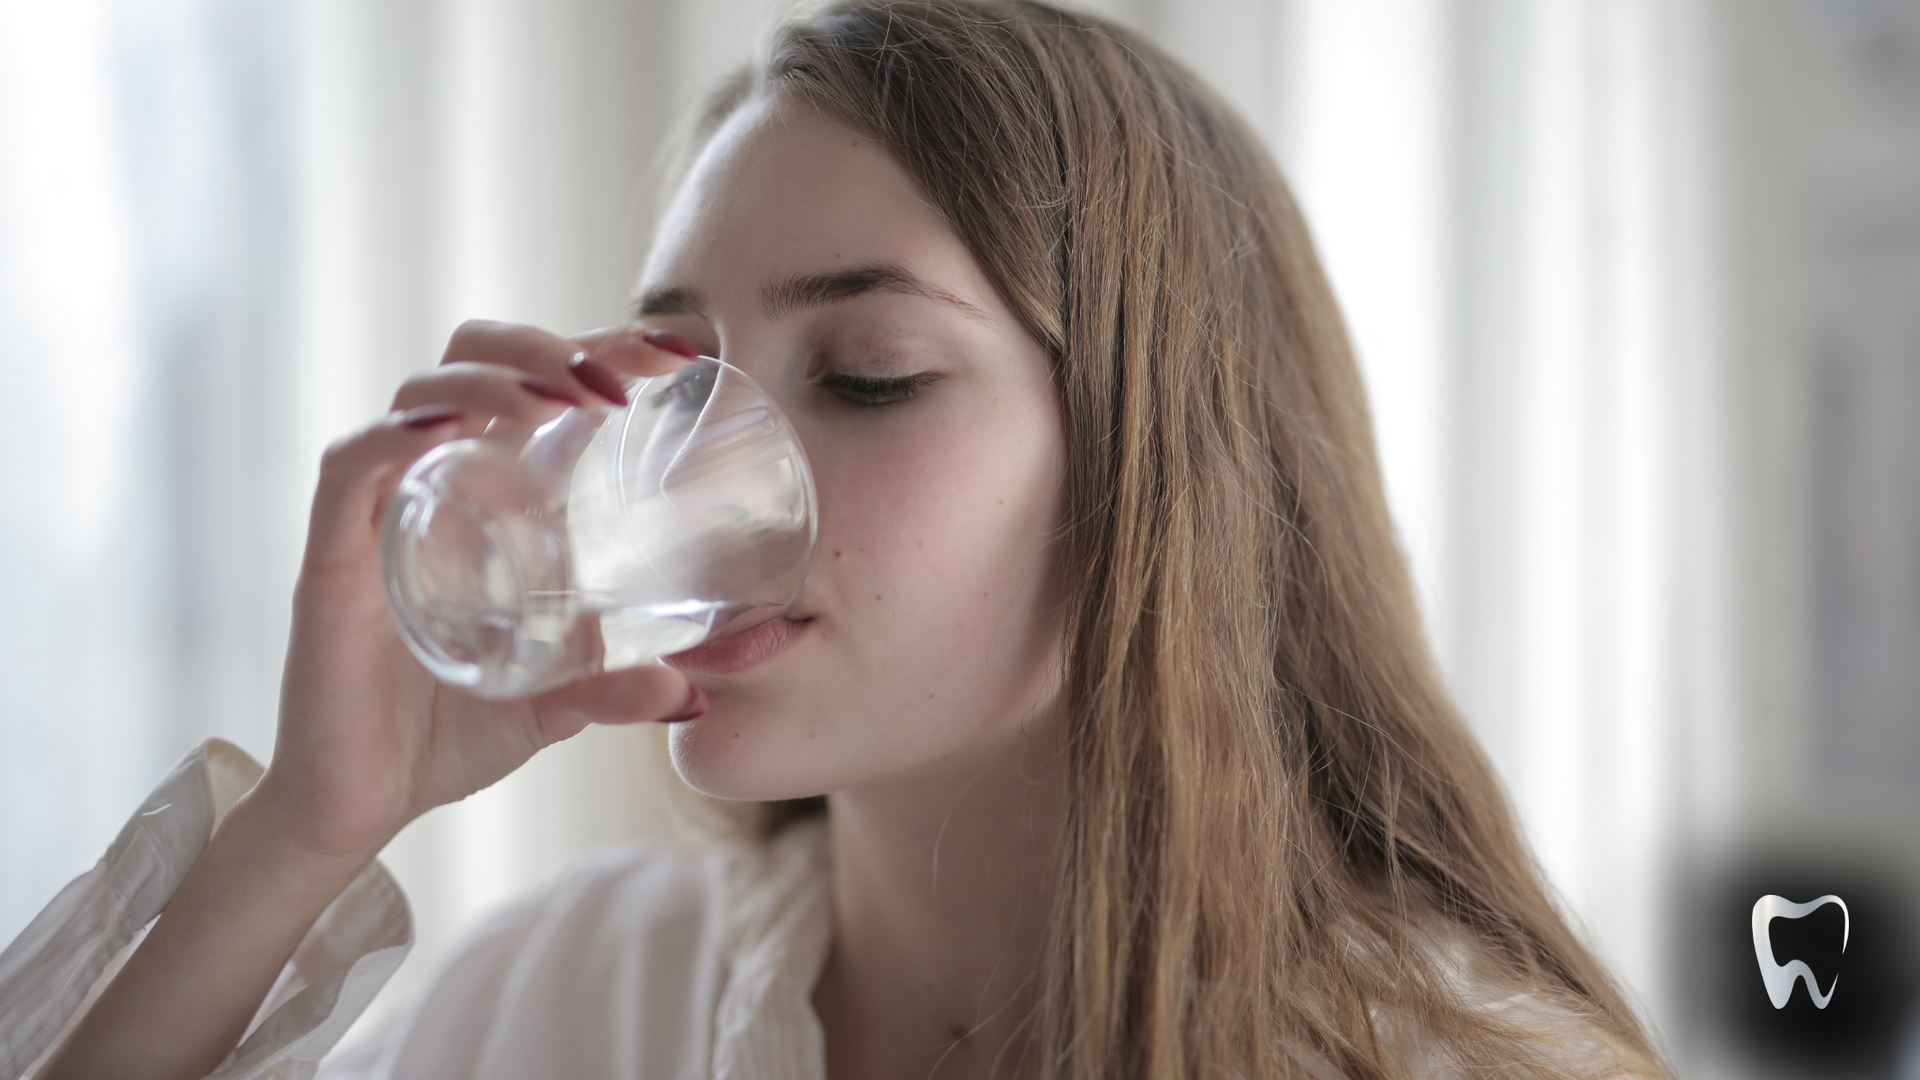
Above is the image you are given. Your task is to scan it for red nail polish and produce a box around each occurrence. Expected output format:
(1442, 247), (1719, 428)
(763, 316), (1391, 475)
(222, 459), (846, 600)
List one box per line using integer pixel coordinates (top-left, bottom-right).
(401, 405), (465, 430)
(640, 329), (701, 359)
(567, 354), (629, 406)
(520, 377), (584, 406)
(658, 684), (710, 724)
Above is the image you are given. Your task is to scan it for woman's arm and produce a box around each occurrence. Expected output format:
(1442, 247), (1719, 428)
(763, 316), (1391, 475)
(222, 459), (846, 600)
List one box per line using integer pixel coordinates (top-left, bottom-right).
(34, 788), (384, 1080)
(35, 322), (698, 1080)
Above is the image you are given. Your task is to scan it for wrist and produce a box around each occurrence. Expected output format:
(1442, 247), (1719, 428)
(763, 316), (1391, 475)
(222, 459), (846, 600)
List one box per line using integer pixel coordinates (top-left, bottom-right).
(216, 782), (395, 896)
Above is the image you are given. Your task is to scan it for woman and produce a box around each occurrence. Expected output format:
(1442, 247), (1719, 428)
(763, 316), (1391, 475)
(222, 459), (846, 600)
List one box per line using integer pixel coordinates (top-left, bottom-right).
(5, 2), (1671, 1077)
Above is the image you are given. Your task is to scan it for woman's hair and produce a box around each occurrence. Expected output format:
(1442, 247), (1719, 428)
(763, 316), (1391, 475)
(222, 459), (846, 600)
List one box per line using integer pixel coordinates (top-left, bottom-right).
(671, 2), (1673, 1076)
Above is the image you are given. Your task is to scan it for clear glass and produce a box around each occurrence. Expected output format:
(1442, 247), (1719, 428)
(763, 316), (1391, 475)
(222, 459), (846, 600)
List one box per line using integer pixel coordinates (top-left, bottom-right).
(380, 356), (816, 698)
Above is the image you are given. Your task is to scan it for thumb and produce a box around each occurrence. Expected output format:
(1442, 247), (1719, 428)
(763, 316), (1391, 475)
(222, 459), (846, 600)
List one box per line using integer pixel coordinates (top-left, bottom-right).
(532, 664), (699, 737)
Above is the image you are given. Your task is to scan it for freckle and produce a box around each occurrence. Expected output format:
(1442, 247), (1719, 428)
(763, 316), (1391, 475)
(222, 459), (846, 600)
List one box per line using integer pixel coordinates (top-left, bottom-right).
(927, 693), (935, 700)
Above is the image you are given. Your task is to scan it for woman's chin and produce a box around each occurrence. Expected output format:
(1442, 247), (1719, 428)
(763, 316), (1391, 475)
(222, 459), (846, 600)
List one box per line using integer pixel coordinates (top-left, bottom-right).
(664, 716), (839, 803)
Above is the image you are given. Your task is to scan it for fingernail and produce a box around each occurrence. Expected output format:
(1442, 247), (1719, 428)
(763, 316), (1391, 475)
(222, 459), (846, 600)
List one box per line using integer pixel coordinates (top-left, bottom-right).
(567, 352), (629, 406)
(400, 405), (465, 430)
(519, 376), (585, 406)
(658, 684), (709, 724)
(640, 328), (701, 358)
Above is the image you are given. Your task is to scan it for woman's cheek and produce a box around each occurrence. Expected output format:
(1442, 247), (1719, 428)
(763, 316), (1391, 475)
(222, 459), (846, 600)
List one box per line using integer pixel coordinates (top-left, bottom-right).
(667, 390), (1061, 800)
(844, 426), (1056, 674)
(815, 418), (1013, 597)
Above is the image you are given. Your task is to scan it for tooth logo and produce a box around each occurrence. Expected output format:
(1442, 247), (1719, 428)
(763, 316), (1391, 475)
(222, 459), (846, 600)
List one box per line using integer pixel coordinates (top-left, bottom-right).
(1751, 894), (1849, 1009)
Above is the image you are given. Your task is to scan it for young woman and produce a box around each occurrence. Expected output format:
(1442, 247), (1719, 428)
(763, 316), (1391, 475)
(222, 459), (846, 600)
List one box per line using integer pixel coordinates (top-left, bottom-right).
(5, 2), (1672, 1077)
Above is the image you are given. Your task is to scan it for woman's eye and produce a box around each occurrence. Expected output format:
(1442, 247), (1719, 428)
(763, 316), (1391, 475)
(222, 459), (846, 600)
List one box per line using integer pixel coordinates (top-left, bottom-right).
(815, 372), (938, 406)
(656, 364), (717, 413)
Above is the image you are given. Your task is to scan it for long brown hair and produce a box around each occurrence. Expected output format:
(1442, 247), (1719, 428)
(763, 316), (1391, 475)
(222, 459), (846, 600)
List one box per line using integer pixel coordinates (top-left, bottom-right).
(681, 2), (1672, 1076)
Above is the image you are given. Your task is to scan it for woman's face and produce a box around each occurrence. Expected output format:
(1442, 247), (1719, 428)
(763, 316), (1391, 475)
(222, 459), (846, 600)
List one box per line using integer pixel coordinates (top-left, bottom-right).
(638, 94), (1066, 802)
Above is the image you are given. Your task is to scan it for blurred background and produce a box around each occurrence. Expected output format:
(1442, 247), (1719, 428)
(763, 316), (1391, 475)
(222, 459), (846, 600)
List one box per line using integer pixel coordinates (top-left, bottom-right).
(2, 0), (1916, 1075)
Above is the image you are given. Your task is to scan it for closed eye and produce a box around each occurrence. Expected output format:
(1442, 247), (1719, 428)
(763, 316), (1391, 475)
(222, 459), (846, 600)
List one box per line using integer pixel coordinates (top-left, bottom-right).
(815, 372), (940, 406)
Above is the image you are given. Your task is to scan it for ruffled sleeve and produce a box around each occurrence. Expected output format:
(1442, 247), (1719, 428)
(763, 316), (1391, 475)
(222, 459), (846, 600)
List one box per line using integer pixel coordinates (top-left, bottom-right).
(0, 739), (412, 1080)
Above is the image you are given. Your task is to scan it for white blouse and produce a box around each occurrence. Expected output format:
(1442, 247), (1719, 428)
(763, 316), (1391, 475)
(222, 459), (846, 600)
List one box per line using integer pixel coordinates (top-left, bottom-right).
(0, 741), (1650, 1080)
(0, 739), (834, 1080)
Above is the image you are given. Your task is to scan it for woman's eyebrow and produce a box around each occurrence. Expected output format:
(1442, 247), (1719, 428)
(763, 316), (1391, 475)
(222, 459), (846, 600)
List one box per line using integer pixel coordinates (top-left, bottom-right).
(633, 264), (989, 324)
(764, 263), (987, 321)
(633, 286), (709, 321)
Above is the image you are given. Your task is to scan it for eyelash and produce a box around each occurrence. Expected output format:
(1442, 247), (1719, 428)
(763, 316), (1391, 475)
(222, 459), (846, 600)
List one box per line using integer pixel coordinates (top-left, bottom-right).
(815, 372), (938, 406)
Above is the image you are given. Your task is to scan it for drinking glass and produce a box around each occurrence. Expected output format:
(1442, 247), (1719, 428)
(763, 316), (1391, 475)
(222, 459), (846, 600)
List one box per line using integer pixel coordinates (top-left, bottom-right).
(380, 356), (815, 698)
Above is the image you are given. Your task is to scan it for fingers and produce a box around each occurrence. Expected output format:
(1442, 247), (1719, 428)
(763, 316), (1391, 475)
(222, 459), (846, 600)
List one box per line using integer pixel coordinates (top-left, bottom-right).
(391, 361), (590, 425)
(436, 320), (699, 411)
(440, 320), (620, 402)
(436, 320), (625, 407)
(299, 316), (706, 597)
(571, 324), (702, 381)
(531, 665), (700, 742)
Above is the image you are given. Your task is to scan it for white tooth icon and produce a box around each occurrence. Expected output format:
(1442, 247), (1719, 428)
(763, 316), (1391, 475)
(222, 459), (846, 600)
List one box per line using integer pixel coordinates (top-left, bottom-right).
(1751, 894), (1849, 1010)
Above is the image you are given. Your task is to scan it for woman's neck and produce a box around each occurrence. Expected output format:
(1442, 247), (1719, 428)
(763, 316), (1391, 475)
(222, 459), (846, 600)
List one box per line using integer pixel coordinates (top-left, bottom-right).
(812, 711), (1067, 1080)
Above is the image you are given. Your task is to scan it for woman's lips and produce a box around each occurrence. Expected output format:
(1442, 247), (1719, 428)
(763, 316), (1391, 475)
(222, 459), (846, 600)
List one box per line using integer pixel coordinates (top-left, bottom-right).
(663, 616), (808, 676)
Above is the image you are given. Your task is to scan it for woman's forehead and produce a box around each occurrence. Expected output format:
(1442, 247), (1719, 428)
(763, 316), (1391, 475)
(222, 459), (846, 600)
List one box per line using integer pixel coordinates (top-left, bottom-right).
(638, 96), (985, 320)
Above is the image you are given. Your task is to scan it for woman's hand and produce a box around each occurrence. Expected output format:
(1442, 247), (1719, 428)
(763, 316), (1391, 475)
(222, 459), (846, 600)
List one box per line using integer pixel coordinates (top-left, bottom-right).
(259, 320), (705, 863)
(38, 321), (706, 1080)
